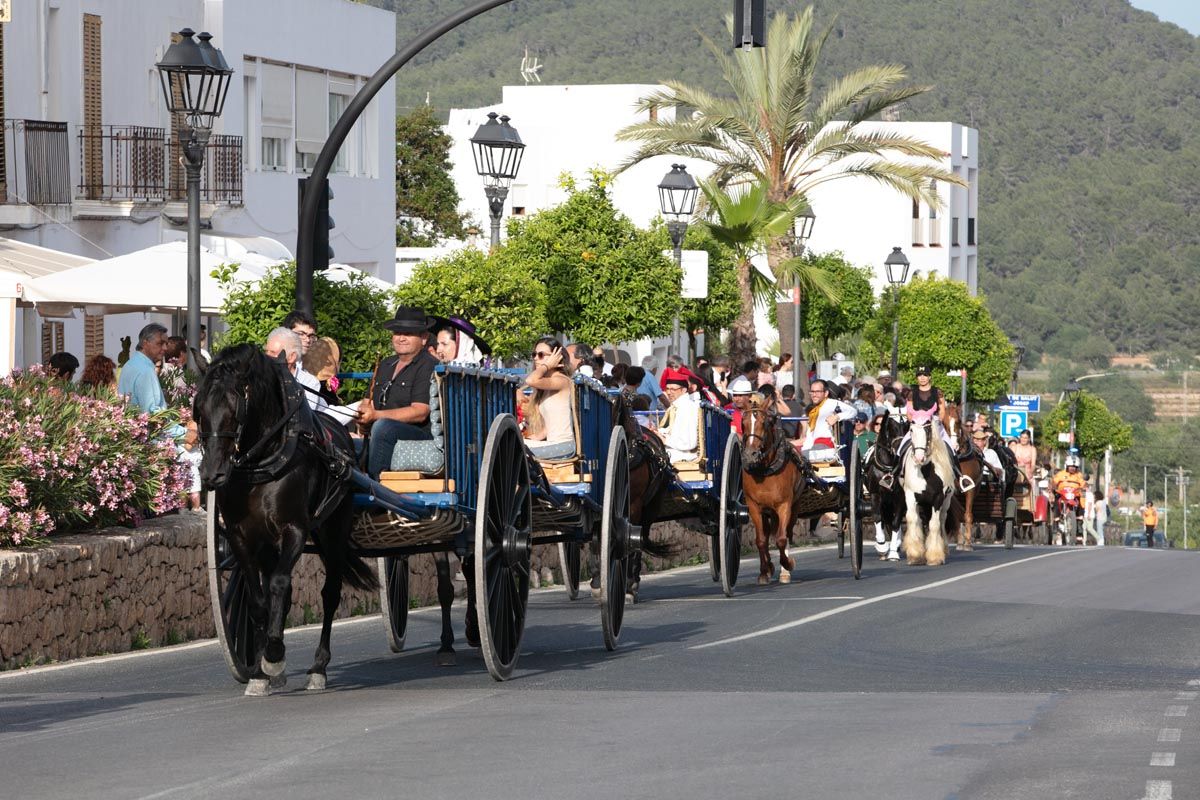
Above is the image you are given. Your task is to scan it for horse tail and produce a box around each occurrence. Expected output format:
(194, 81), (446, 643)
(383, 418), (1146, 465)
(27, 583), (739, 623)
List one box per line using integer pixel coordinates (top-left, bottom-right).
(341, 549), (380, 592)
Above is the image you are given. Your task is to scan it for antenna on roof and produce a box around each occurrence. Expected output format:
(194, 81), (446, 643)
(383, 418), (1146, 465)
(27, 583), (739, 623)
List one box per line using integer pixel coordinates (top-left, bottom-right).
(520, 46), (543, 84)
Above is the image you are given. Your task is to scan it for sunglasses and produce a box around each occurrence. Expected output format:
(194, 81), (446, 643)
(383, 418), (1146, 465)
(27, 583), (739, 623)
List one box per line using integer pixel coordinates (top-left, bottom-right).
(533, 350), (553, 359)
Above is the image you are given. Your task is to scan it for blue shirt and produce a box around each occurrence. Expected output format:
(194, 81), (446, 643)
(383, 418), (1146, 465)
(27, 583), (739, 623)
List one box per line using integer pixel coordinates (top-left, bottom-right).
(118, 350), (185, 440)
(118, 351), (167, 413)
(637, 372), (664, 412)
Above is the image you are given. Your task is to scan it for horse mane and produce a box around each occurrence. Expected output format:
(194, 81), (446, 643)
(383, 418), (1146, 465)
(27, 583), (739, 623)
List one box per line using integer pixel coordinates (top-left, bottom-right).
(196, 343), (285, 422)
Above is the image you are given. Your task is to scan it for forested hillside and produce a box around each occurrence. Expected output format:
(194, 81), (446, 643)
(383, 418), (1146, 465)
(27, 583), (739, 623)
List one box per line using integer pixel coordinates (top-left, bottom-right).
(362, 0), (1200, 362)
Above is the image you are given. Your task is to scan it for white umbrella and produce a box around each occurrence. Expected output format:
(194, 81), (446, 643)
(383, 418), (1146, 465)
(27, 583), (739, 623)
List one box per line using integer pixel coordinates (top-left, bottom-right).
(28, 241), (279, 314)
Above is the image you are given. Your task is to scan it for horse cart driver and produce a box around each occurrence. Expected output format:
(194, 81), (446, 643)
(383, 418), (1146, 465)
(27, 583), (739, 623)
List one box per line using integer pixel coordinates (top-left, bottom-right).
(654, 368), (700, 464)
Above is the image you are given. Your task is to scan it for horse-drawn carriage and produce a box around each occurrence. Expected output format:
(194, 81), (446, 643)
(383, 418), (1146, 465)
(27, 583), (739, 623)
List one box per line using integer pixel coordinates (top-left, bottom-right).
(204, 358), (639, 693)
(624, 400), (748, 598)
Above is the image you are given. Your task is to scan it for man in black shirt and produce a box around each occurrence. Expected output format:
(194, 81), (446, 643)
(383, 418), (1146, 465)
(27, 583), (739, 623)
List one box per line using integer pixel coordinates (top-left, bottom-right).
(360, 306), (439, 478)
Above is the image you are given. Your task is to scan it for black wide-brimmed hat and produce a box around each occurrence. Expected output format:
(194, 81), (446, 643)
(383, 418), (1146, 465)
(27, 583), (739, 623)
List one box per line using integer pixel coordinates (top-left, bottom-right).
(383, 306), (433, 334)
(427, 314), (493, 356)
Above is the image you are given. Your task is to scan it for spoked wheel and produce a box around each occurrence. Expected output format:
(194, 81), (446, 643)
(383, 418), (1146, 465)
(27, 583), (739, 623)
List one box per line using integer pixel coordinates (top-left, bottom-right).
(557, 541), (581, 600)
(206, 491), (258, 684)
(718, 435), (745, 598)
(848, 444), (865, 579)
(474, 415), (533, 681)
(378, 556), (409, 653)
(600, 427), (635, 651)
(1003, 498), (1017, 550)
(836, 513), (846, 558)
(708, 533), (721, 582)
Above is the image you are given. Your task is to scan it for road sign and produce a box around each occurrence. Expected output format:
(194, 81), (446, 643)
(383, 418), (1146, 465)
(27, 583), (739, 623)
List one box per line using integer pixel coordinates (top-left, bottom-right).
(998, 409), (1028, 439)
(1006, 394), (1041, 413)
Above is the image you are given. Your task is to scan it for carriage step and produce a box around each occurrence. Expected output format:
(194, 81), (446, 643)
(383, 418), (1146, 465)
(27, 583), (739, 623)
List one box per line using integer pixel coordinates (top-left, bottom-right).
(379, 474), (455, 493)
(814, 465), (846, 478)
(674, 470), (712, 483)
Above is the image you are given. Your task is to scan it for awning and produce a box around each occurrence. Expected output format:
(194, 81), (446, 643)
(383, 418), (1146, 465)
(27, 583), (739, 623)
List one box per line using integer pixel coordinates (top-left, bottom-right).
(0, 238), (95, 300)
(27, 241), (281, 314)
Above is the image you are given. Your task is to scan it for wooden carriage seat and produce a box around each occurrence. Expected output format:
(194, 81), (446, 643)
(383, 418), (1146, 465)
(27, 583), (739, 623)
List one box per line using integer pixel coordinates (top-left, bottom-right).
(535, 382), (591, 485)
(380, 374), (455, 493)
(672, 403), (711, 483)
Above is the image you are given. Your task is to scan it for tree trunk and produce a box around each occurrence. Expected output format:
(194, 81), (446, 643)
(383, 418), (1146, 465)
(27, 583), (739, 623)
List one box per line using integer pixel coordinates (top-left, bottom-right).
(766, 234), (808, 402)
(728, 257), (758, 370)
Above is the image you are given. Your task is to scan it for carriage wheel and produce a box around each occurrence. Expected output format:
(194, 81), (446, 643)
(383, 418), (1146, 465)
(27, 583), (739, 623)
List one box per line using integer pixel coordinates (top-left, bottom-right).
(206, 492), (257, 684)
(557, 541), (581, 600)
(600, 426), (633, 651)
(1003, 498), (1017, 550)
(718, 435), (745, 598)
(849, 443), (865, 579)
(474, 415), (533, 681)
(377, 556), (409, 653)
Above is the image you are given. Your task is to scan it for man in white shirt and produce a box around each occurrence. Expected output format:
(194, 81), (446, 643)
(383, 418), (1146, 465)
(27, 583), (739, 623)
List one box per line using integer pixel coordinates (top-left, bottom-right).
(798, 379), (857, 460)
(265, 327), (328, 416)
(656, 370), (700, 464)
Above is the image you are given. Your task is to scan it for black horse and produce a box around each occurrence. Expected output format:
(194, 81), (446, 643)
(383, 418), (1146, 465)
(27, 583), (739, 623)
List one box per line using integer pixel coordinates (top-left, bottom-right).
(864, 415), (908, 560)
(615, 394), (675, 600)
(194, 344), (377, 696)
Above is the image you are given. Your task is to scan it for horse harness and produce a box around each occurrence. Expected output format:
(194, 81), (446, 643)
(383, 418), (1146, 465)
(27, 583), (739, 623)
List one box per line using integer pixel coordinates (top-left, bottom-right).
(742, 414), (807, 479)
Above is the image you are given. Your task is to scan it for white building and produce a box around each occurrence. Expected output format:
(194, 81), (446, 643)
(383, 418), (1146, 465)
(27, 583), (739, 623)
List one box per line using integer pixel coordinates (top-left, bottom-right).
(0, 0), (395, 373)
(443, 84), (978, 356)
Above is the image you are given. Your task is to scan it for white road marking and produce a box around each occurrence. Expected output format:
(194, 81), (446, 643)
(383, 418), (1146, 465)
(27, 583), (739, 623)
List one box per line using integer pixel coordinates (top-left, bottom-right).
(1165, 706), (1189, 717)
(656, 595), (864, 603)
(1158, 729), (1182, 743)
(1150, 752), (1176, 767)
(1142, 780), (1172, 799)
(1174, 691), (1198, 701)
(691, 549), (1084, 650)
(1188, 679), (1200, 687)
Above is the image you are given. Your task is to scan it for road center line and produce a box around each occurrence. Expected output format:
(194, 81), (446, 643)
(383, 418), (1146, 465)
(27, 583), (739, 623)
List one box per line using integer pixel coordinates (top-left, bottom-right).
(690, 549), (1085, 650)
(1158, 728), (1181, 743)
(1142, 780), (1172, 799)
(657, 595), (864, 603)
(1165, 706), (1189, 717)
(1174, 691), (1197, 701)
(1150, 752), (1176, 767)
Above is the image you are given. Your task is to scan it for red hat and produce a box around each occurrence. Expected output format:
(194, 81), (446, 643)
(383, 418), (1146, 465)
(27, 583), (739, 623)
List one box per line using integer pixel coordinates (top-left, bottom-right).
(663, 368), (689, 387)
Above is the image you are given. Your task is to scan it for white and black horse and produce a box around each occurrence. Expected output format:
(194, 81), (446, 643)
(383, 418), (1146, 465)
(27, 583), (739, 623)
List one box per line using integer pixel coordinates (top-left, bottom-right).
(865, 415), (908, 561)
(900, 418), (956, 566)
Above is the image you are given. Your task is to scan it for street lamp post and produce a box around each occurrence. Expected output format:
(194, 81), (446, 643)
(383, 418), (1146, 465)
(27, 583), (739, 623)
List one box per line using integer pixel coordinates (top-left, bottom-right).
(469, 112), (525, 250)
(1009, 336), (1025, 395)
(156, 30), (232, 364)
(1065, 379), (1082, 454)
(788, 206), (816, 389)
(884, 247), (911, 378)
(657, 164), (699, 357)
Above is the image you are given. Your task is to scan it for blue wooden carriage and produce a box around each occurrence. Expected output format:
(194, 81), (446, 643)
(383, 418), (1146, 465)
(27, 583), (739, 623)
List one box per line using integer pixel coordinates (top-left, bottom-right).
(206, 363), (634, 683)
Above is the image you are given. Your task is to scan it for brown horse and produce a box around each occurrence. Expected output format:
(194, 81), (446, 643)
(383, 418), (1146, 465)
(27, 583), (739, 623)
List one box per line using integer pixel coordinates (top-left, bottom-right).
(944, 403), (982, 550)
(740, 396), (808, 584)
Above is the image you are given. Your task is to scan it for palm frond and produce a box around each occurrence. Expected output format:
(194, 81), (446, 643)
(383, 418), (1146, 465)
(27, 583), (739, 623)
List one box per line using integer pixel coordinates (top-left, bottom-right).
(811, 64), (909, 130)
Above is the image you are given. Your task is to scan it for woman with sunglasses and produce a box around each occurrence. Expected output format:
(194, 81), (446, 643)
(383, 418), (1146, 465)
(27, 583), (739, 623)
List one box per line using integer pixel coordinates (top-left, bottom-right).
(524, 337), (576, 459)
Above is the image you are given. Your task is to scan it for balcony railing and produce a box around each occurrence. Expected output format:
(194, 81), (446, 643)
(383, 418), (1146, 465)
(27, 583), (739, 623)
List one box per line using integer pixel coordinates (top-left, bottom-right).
(2, 119), (71, 205)
(78, 125), (166, 201)
(168, 134), (243, 204)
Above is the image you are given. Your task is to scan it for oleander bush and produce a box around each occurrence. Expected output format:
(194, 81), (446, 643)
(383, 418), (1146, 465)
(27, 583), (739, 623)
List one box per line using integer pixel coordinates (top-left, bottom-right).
(0, 366), (190, 547)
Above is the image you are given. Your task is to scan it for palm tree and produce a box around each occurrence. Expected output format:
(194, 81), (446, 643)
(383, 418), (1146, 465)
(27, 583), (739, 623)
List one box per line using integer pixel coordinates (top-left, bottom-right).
(699, 180), (837, 369)
(617, 7), (963, 355)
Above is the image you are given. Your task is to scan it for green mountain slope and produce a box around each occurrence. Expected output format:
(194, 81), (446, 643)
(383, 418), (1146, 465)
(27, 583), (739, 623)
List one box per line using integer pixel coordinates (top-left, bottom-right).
(363, 0), (1200, 361)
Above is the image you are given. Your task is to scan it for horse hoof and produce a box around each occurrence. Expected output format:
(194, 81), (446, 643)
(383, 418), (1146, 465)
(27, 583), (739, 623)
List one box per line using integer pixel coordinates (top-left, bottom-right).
(306, 673), (327, 692)
(435, 650), (457, 667)
(887, 553), (901, 562)
(757, 575), (770, 586)
(959, 543), (973, 552)
(260, 657), (285, 678)
(268, 672), (287, 690)
(778, 570), (791, 584)
(244, 678), (271, 697)
(907, 557), (925, 566)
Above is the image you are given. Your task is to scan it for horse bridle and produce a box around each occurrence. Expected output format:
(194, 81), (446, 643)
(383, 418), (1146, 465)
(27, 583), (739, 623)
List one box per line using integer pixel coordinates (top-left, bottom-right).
(201, 382), (299, 470)
(911, 419), (934, 462)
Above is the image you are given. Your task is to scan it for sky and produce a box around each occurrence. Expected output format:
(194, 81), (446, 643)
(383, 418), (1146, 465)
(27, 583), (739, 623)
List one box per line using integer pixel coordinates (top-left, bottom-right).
(1129, 0), (1200, 34)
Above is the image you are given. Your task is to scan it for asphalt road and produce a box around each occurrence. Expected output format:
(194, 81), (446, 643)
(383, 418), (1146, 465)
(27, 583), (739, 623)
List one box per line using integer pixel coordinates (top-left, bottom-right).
(2, 544), (1198, 800)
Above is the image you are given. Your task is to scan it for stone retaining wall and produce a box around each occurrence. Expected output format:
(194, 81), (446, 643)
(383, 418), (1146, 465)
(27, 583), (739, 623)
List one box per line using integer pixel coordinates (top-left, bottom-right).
(0, 512), (759, 671)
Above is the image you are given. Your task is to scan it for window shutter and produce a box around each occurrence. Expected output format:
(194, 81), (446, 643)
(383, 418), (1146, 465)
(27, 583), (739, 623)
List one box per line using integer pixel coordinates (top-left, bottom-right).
(82, 14), (103, 199)
(260, 63), (293, 140)
(294, 69), (327, 154)
(41, 321), (64, 363)
(84, 314), (104, 359)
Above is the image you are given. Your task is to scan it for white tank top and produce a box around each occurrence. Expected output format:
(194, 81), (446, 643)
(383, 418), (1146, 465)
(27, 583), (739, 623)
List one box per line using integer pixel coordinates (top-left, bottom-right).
(538, 387), (574, 445)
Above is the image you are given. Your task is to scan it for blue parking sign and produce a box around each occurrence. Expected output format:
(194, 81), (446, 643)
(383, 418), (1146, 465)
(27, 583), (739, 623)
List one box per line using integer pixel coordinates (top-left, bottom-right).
(999, 409), (1028, 439)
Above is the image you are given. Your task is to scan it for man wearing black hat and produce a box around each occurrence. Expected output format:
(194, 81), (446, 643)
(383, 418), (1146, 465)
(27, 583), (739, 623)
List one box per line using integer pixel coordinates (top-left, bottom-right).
(359, 306), (439, 478)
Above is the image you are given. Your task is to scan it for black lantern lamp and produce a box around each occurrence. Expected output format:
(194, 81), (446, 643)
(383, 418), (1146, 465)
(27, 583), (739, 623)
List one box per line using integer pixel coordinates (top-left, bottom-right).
(658, 164), (698, 356)
(470, 112), (525, 248)
(885, 247), (910, 378)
